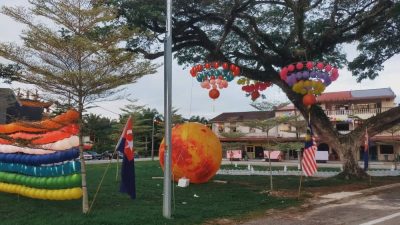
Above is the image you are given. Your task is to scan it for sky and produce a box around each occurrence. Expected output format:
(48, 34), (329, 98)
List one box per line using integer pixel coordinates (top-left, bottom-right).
(1, 0), (400, 120)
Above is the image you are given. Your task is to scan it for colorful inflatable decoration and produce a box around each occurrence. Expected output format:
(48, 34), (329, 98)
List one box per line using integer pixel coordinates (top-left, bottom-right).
(237, 78), (272, 101)
(0, 109), (79, 134)
(189, 62), (241, 99)
(159, 122), (222, 184)
(9, 124), (79, 144)
(279, 61), (339, 106)
(0, 110), (82, 200)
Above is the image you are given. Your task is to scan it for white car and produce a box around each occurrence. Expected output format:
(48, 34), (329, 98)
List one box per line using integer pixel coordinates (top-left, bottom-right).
(83, 152), (93, 160)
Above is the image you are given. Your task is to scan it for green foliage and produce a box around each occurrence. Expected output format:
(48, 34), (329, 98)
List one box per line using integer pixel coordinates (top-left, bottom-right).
(0, 63), (20, 83)
(277, 142), (303, 152)
(219, 131), (245, 139)
(0, 0), (156, 109)
(82, 114), (117, 153)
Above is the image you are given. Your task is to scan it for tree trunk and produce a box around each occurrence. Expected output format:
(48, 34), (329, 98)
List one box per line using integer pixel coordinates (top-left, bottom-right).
(78, 102), (89, 214)
(335, 141), (368, 179)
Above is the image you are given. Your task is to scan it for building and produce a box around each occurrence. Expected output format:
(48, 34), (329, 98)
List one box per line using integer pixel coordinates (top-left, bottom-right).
(0, 88), (52, 124)
(210, 87), (400, 162)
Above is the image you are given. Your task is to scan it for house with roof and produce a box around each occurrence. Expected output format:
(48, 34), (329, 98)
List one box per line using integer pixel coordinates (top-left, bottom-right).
(0, 88), (52, 124)
(209, 87), (400, 162)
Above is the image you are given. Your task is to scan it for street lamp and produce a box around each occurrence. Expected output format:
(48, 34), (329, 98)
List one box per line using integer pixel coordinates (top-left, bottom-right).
(151, 116), (156, 161)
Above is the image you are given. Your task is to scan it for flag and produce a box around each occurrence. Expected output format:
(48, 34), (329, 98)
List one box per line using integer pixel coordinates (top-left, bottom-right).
(301, 123), (318, 176)
(363, 128), (369, 171)
(117, 116), (136, 199)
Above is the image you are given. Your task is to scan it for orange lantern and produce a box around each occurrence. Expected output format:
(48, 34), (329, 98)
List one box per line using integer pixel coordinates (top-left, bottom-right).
(303, 93), (316, 106)
(209, 89), (220, 100)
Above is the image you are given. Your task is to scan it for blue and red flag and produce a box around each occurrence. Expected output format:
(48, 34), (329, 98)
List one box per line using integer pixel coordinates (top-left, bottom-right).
(363, 128), (369, 171)
(117, 116), (136, 199)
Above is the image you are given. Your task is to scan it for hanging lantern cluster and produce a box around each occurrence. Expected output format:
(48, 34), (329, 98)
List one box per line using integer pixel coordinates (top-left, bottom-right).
(190, 62), (240, 100)
(279, 61), (339, 106)
(237, 78), (272, 101)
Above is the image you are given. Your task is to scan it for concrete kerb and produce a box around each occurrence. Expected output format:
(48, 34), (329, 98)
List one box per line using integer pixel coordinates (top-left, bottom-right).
(310, 182), (400, 206)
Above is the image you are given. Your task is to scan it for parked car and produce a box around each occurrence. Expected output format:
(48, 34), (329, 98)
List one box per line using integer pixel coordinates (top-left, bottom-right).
(101, 151), (124, 159)
(83, 152), (93, 160)
(86, 151), (102, 160)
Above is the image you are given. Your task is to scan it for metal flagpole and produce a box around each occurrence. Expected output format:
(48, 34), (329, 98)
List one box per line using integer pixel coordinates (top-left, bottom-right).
(163, 0), (173, 219)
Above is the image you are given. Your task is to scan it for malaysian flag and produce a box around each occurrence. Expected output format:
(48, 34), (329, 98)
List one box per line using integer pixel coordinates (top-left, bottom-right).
(301, 123), (318, 176)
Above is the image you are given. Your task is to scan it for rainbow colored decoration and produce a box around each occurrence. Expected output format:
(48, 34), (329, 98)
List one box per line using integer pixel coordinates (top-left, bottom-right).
(189, 62), (241, 100)
(159, 122), (222, 184)
(279, 61), (339, 106)
(0, 109), (82, 200)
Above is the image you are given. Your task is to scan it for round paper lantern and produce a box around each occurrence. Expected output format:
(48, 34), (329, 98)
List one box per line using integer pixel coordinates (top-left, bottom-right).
(303, 93), (316, 106)
(209, 89), (220, 99)
(159, 122), (222, 184)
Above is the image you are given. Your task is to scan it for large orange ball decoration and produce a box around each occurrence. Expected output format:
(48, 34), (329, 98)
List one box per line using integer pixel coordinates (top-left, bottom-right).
(303, 93), (316, 106)
(159, 122), (222, 184)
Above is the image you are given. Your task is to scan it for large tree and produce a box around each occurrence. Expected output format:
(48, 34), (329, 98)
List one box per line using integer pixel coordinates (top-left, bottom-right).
(0, 63), (19, 83)
(110, 0), (400, 178)
(0, 0), (155, 213)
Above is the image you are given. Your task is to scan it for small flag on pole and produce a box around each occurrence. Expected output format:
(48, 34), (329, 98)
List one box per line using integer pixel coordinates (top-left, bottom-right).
(363, 127), (369, 171)
(301, 123), (318, 176)
(117, 116), (136, 199)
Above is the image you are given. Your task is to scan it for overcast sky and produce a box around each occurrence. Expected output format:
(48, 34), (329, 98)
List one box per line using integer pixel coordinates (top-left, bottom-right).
(1, 0), (399, 120)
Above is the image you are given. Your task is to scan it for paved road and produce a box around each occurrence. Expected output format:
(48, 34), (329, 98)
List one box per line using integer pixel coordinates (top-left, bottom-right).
(241, 186), (400, 225)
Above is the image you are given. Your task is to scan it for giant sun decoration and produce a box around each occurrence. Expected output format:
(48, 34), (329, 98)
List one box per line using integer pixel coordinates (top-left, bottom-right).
(159, 122), (222, 184)
(280, 61), (339, 106)
(190, 62), (240, 100)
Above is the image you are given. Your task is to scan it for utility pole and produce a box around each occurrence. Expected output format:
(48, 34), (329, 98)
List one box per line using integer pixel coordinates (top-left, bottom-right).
(151, 116), (155, 161)
(163, 0), (173, 219)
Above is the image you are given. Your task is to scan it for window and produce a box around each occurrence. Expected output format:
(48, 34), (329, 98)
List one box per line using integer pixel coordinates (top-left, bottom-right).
(218, 124), (224, 133)
(246, 146), (254, 152)
(336, 123), (349, 131)
(230, 122), (237, 133)
(380, 145), (394, 154)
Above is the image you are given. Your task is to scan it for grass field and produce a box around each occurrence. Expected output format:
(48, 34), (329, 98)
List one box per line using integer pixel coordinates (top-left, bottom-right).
(0, 161), (398, 225)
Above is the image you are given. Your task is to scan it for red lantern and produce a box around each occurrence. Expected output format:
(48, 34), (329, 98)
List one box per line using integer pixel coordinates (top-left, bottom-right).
(222, 62), (229, 70)
(209, 89), (220, 99)
(280, 67), (288, 80)
(190, 68), (196, 77)
(213, 62), (219, 68)
(316, 62), (324, 70)
(287, 64), (295, 72)
(296, 62), (304, 70)
(303, 94), (316, 106)
(251, 91), (260, 101)
(205, 63), (211, 69)
(230, 64), (236, 72)
(306, 61), (313, 70)
(233, 67), (240, 76)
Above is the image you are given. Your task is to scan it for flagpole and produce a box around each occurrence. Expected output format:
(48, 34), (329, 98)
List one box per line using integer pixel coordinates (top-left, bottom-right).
(163, 0), (173, 219)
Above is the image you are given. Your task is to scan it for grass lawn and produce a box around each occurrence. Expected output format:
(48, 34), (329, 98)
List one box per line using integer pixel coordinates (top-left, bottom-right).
(0, 161), (398, 225)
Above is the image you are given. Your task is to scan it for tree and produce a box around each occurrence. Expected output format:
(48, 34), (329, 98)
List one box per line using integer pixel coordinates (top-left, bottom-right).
(118, 100), (162, 157)
(0, 63), (20, 83)
(82, 113), (116, 153)
(110, 0), (400, 178)
(386, 124), (400, 169)
(0, 0), (155, 213)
